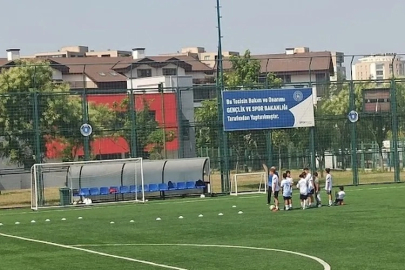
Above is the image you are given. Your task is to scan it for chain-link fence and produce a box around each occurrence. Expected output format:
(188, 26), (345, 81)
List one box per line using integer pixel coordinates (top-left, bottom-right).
(1, 53), (404, 207)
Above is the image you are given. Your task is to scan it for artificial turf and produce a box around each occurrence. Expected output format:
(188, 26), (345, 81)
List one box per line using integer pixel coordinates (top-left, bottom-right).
(0, 183), (404, 270)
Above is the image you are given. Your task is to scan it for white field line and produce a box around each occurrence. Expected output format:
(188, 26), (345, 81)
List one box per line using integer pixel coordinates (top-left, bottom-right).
(348, 185), (405, 192)
(70, 243), (331, 270)
(0, 195), (262, 216)
(0, 233), (188, 270)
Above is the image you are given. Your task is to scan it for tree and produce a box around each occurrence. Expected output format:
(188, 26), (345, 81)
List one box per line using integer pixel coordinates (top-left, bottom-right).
(195, 99), (219, 149)
(224, 50), (283, 89)
(148, 129), (176, 160)
(56, 99), (115, 161)
(271, 130), (291, 170)
(112, 97), (175, 159)
(195, 50), (283, 171)
(0, 59), (119, 164)
(0, 60), (74, 166)
(318, 81), (405, 170)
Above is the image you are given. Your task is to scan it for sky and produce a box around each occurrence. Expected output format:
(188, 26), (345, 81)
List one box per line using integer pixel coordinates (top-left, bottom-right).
(2, 0), (405, 57)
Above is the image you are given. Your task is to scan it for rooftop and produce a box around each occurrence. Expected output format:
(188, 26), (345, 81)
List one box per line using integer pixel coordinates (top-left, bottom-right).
(218, 51), (334, 74)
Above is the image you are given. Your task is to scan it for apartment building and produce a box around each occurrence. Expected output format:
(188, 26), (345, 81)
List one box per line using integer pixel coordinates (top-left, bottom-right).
(219, 47), (338, 97)
(160, 46), (239, 69)
(25, 46), (132, 58)
(352, 54), (404, 80)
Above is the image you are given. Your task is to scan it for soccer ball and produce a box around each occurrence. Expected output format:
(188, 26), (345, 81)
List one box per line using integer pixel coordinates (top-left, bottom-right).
(269, 205), (275, 210)
(200, 194), (205, 198)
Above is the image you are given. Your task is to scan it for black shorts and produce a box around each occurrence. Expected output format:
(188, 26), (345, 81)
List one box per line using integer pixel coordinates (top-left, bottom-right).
(336, 199), (343, 202)
(283, 196), (291, 200)
(300, 194), (308, 200)
(273, 191), (279, 199)
(308, 189), (314, 195)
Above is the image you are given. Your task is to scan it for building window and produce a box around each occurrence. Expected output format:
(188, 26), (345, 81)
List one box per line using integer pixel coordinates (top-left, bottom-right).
(182, 120), (190, 140)
(137, 69), (152, 78)
(376, 71), (383, 76)
(95, 153), (123, 160)
(148, 110), (156, 120)
(204, 56), (210, 60)
(162, 68), (177, 76)
(284, 75), (291, 83)
(315, 73), (326, 82)
(193, 86), (217, 102)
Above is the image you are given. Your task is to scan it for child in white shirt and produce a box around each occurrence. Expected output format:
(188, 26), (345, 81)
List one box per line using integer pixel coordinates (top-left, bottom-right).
(334, 186), (346, 206)
(313, 172), (321, 207)
(296, 172), (308, 210)
(270, 167), (280, 211)
(286, 170), (293, 209)
(325, 168), (333, 206)
(280, 173), (292, 211)
(304, 168), (314, 207)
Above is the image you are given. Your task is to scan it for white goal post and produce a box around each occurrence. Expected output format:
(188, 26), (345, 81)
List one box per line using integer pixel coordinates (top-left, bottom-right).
(230, 172), (267, 196)
(31, 157), (144, 210)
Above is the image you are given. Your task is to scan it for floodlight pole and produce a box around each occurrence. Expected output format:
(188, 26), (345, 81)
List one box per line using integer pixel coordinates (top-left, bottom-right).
(216, 0), (230, 193)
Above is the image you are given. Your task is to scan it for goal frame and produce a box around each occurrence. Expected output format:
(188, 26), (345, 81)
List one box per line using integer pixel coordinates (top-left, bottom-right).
(31, 157), (144, 211)
(230, 172), (267, 196)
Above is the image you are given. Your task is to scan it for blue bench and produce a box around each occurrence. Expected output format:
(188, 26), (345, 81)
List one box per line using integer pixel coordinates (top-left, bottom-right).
(76, 180), (207, 202)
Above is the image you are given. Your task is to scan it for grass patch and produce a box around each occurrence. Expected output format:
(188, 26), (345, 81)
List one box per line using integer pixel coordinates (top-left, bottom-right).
(0, 169), (401, 208)
(0, 183), (404, 269)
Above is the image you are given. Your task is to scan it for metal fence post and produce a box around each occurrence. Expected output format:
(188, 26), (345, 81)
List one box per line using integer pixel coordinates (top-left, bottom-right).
(264, 61), (273, 169)
(176, 87), (184, 159)
(308, 57), (316, 173)
(128, 90), (137, 158)
(32, 90), (44, 206)
(349, 56), (359, 185)
(390, 55), (400, 182)
(128, 63), (137, 158)
(82, 65), (90, 161)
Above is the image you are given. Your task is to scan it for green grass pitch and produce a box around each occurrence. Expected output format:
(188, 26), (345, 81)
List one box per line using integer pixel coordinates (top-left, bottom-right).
(0, 184), (404, 270)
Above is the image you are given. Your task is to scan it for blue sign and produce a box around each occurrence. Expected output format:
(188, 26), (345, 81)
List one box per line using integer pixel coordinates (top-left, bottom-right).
(80, 123), (93, 137)
(348, 110), (359, 123)
(222, 88), (315, 131)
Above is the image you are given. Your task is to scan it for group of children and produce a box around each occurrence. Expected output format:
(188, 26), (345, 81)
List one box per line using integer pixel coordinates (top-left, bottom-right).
(267, 167), (346, 211)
